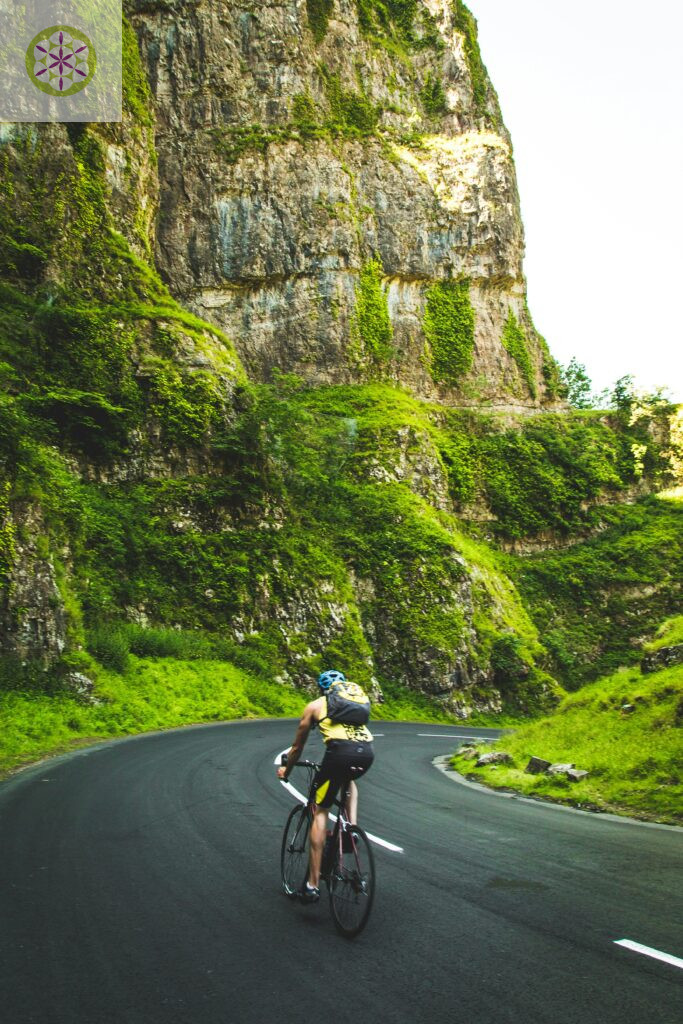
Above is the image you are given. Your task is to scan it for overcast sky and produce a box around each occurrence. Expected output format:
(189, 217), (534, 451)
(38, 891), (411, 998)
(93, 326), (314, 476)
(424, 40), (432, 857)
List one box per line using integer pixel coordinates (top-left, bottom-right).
(469, 0), (682, 403)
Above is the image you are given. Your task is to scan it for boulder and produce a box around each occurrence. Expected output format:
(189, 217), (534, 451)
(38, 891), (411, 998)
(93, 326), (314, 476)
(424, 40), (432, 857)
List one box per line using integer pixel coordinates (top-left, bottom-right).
(545, 763), (575, 776)
(476, 752), (512, 767)
(525, 756), (552, 775)
(641, 645), (683, 674)
(459, 748), (479, 761)
(63, 672), (100, 705)
(566, 769), (589, 782)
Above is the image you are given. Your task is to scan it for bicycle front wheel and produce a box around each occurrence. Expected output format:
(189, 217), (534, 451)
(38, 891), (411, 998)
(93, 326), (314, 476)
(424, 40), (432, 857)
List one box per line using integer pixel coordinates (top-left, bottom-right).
(328, 825), (375, 938)
(281, 804), (310, 898)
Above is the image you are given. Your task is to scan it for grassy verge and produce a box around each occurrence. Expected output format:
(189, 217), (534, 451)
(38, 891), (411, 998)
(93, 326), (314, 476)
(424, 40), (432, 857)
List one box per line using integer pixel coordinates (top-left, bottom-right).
(0, 655), (503, 778)
(450, 660), (683, 825)
(0, 658), (303, 776)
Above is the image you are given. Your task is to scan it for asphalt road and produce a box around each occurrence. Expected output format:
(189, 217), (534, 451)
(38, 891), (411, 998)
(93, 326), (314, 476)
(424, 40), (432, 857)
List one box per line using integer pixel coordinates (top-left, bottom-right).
(1, 720), (681, 1024)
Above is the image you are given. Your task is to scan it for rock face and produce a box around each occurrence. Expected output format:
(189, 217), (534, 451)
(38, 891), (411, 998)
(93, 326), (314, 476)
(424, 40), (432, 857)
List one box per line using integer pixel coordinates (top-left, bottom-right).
(0, 505), (67, 667)
(641, 645), (683, 674)
(128, 0), (559, 407)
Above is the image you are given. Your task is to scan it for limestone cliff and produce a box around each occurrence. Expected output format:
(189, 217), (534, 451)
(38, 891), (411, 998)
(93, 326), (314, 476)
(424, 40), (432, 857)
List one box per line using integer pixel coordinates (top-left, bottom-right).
(128, 0), (559, 406)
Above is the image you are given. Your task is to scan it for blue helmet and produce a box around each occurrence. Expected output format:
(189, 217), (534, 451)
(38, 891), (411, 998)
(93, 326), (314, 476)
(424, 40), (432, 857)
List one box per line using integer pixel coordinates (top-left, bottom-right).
(318, 669), (346, 691)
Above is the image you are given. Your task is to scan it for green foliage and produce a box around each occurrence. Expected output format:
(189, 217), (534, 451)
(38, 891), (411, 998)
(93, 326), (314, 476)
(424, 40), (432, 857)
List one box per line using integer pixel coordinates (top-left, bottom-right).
(352, 257), (394, 365)
(306, 0), (335, 42)
(436, 409), (673, 540)
(512, 496), (683, 687)
(645, 615), (683, 653)
(452, 0), (489, 118)
(560, 357), (593, 408)
(214, 123), (290, 163)
(0, 480), (16, 588)
(490, 633), (529, 694)
(291, 92), (322, 138)
(320, 66), (380, 136)
(451, 659), (683, 825)
(420, 72), (448, 117)
(87, 624), (130, 673)
(122, 18), (154, 126)
(355, 0), (442, 52)
(0, 127), (241, 460)
(423, 279), (475, 385)
(502, 312), (536, 398)
(214, 74), (378, 161)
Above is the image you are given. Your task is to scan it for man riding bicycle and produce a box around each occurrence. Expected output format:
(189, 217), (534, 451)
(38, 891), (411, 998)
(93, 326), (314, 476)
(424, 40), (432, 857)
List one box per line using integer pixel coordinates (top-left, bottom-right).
(277, 670), (374, 903)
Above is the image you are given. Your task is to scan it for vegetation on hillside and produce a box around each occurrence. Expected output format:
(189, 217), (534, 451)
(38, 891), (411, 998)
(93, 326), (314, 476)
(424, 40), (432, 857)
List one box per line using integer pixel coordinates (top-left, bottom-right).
(511, 495), (683, 687)
(450, 633), (683, 824)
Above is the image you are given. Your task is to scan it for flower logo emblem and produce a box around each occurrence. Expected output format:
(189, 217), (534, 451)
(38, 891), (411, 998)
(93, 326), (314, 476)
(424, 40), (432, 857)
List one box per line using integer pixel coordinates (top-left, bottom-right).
(25, 25), (96, 96)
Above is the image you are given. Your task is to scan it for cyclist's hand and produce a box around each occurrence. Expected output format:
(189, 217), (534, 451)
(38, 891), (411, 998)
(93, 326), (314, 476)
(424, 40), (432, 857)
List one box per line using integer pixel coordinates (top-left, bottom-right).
(277, 766), (288, 780)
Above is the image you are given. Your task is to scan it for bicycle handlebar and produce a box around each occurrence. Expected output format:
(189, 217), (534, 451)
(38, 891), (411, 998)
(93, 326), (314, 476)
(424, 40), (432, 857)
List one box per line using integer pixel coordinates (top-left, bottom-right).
(280, 754), (320, 770)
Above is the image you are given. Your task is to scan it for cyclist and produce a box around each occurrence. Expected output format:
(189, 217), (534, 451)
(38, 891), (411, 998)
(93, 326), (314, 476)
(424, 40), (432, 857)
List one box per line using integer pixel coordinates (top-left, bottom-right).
(277, 670), (374, 903)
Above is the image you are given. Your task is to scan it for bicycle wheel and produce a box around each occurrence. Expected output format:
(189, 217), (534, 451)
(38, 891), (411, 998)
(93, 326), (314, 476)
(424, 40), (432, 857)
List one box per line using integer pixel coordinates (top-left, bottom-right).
(328, 825), (375, 937)
(281, 804), (310, 898)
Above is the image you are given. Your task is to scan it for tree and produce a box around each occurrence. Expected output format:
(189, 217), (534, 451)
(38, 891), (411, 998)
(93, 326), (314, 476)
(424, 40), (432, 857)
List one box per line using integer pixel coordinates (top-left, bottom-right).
(560, 357), (594, 408)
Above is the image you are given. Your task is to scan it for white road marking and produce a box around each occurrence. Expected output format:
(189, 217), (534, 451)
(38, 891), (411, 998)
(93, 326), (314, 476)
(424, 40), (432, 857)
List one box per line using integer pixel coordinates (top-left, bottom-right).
(417, 734), (484, 740)
(614, 939), (683, 970)
(273, 749), (404, 854)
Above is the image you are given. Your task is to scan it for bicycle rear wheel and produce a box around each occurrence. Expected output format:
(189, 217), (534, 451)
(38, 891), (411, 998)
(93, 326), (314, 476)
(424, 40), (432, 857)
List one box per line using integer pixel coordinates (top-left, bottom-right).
(281, 805), (310, 898)
(328, 825), (375, 937)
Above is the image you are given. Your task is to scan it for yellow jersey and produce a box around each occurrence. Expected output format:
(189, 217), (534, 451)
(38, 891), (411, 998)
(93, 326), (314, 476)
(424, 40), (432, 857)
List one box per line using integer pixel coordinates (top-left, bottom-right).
(317, 694), (373, 744)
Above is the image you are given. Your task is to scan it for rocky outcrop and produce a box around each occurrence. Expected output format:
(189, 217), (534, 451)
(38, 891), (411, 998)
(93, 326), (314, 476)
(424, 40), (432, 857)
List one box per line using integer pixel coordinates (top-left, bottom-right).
(127, 0), (560, 406)
(641, 645), (683, 674)
(0, 505), (67, 665)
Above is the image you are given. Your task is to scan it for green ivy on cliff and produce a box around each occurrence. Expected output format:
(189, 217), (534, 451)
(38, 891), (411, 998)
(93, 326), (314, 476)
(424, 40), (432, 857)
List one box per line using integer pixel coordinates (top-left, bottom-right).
(502, 311), (537, 398)
(306, 0), (335, 43)
(320, 65), (380, 136)
(352, 257), (394, 366)
(122, 17), (154, 127)
(452, 0), (490, 119)
(423, 279), (475, 385)
(355, 1), (443, 53)
(420, 72), (448, 117)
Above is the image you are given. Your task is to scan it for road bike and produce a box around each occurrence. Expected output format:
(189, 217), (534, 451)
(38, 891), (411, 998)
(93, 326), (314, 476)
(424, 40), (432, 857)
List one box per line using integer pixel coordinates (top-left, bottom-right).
(280, 759), (375, 938)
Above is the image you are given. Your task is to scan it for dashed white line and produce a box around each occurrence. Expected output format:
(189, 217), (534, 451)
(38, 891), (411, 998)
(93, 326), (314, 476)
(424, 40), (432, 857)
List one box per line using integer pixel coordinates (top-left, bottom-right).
(272, 749), (404, 854)
(614, 939), (683, 970)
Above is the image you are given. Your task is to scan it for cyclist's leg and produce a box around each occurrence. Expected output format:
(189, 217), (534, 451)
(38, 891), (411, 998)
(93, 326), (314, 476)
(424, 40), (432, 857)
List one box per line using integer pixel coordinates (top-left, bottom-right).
(343, 750), (375, 824)
(309, 752), (344, 888)
(308, 805), (328, 889)
(345, 780), (358, 825)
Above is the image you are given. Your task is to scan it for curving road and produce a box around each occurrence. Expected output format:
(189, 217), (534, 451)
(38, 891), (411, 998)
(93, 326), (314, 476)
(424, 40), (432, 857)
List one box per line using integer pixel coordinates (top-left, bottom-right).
(1, 720), (681, 1024)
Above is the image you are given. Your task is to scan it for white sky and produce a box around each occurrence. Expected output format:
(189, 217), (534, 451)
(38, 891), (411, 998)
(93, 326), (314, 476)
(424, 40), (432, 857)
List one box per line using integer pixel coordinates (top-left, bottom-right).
(469, 0), (683, 402)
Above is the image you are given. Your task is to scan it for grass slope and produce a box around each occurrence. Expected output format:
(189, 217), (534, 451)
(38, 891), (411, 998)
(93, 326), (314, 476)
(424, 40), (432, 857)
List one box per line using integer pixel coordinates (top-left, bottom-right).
(451, 642), (683, 824)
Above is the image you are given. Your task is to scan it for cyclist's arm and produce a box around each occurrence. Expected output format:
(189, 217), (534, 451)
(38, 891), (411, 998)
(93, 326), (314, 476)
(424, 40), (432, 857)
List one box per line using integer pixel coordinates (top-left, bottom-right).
(278, 700), (320, 779)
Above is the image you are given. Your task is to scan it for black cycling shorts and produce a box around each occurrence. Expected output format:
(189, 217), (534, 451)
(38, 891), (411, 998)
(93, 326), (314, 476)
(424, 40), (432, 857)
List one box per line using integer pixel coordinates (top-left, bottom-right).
(313, 740), (374, 809)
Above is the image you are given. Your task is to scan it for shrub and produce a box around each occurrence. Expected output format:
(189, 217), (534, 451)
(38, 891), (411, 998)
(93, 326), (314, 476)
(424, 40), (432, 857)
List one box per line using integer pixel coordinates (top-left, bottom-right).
(87, 626), (130, 673)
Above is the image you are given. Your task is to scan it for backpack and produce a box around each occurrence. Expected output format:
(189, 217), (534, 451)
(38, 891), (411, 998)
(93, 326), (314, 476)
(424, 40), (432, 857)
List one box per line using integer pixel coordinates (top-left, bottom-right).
(325, 681), (371, 726)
